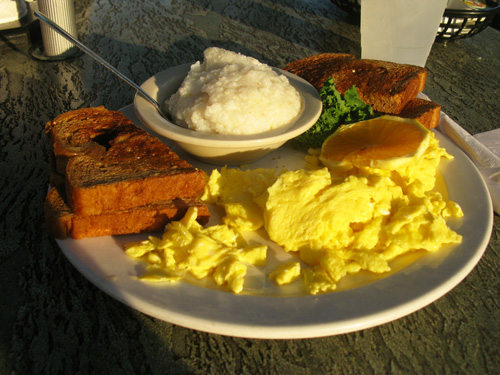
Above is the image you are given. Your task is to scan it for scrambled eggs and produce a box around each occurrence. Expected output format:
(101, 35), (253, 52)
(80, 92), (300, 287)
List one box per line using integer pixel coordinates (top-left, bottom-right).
(264, 167), (462, 294)
(124, 207), (266, 294)
(125, 131), (463, 295)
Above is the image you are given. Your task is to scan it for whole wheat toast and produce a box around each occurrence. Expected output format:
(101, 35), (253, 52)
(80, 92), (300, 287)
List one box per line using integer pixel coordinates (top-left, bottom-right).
(45, 107), (206, 216)
(283, 54), (427, 114)
(398, 98), (441, 129)
(45, 185), (210, 239)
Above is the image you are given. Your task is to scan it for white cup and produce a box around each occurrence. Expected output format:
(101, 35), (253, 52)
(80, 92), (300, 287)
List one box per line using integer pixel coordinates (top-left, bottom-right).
(360, 0), (447, 67)
(0, 0), (28, 24)
(37, 0), (78, 57)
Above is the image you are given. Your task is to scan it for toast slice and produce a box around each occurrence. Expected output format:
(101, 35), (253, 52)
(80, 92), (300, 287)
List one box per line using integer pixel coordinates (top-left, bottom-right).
(45, 186), (210, 239)
(283, 54), (427, 114)
(64, 140), (205, 216)
(398, 98), (441, 129)
(45, 107), (206, 216)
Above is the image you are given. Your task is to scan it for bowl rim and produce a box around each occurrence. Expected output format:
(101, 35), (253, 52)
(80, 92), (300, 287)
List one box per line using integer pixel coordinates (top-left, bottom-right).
(134, 63), (322, 148)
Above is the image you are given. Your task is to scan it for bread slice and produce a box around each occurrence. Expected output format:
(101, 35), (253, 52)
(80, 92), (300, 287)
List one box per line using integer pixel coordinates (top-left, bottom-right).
(398, 98), (441, 129)
(283, 54), (427, 114)
(45, 186), (210, 239)
(45, 107), (206, 216)
(64, 144), (205, 216)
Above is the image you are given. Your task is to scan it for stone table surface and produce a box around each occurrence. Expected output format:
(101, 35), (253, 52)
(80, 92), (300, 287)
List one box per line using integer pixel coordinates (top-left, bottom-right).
(1, 0), (499, 373)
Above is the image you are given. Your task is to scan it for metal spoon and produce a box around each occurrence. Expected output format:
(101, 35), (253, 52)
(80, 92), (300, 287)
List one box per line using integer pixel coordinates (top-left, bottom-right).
(34, 11), (168, 119)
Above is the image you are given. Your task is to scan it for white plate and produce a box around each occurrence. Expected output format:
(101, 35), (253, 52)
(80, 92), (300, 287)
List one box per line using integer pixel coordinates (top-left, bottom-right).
(56, 106), (493, 339)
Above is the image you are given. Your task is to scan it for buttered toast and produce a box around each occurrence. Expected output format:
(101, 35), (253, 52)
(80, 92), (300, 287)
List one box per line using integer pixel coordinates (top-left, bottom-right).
(283, 53), (439, 128)
(45, 107), (206, 216)
(44, 106), (209, 239)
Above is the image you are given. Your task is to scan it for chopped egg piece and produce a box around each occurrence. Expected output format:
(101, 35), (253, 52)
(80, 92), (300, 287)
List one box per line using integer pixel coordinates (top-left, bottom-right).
(269, 262), (301, 286)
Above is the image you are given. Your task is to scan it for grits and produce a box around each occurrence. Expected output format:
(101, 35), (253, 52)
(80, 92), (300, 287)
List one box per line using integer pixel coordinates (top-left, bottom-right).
(168, 47), (302, 135)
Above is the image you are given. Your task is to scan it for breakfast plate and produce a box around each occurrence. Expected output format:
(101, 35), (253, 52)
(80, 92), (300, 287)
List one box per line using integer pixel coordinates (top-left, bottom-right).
(56, 105), (493, 339)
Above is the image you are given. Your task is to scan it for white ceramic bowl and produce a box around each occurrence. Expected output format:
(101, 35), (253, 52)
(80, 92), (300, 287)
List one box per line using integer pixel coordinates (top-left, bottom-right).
(134, 63), (322, 165)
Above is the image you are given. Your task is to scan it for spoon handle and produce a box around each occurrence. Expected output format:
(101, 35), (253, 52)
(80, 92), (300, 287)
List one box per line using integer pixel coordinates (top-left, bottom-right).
(34, 11), (163, 114)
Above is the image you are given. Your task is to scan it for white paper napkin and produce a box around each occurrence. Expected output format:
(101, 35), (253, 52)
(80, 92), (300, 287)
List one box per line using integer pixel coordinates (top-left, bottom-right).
(473, 128), (500, 159)
(438, 112), (500, 215)
(473, 128), (500, 215)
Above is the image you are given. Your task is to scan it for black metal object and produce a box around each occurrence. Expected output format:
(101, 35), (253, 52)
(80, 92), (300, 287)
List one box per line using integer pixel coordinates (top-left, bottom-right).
(330, 0), (500, 41)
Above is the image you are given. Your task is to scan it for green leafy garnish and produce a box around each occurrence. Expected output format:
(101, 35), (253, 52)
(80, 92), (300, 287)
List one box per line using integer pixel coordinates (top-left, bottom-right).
(291, 78), (374, 150)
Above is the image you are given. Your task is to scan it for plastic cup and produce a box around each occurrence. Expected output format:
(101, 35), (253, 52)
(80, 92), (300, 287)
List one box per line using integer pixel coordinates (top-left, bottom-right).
(360, 0), (447, 67)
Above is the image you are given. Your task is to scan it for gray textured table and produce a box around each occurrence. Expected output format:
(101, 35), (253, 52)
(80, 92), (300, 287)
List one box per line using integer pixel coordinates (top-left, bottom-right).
(1, 0), (499, 373)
